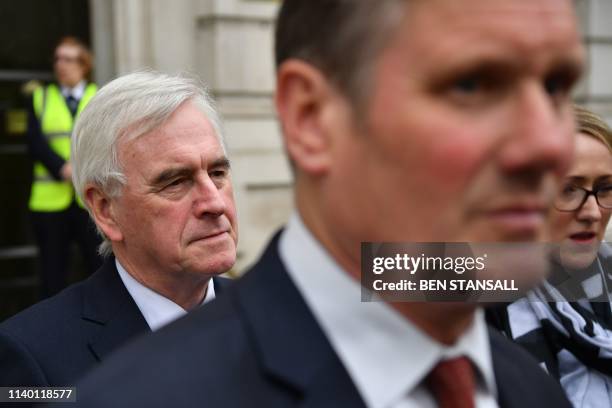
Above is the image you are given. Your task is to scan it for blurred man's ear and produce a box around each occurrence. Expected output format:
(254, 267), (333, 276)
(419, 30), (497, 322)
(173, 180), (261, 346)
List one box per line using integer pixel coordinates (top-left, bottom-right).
(84, 185), (123, 243)
(275, 60), (339, 177)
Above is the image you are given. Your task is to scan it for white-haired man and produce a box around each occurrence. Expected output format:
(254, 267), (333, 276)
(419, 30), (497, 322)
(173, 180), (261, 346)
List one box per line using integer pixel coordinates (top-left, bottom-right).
(0, 71), (237, 386)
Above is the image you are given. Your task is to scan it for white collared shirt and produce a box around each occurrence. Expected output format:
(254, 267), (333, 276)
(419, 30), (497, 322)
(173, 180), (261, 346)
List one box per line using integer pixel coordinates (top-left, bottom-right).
(279, 213), (498, 408)
(60, 80), (86, 100)
(115, 259), (216, 331)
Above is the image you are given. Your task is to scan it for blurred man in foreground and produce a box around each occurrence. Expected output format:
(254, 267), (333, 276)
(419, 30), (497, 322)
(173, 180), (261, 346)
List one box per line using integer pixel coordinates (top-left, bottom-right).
(0, 72), (236, 386)
(70, 1), (585, 407)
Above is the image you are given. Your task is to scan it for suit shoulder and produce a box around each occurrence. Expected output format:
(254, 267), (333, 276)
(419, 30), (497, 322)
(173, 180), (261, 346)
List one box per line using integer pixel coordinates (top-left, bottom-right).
(0, 280), (87, 339)
(489, 328), (545, 374)
(489, 329), (571, 407)
(73, 288), (259, 407)
(0, 281), (90, 387)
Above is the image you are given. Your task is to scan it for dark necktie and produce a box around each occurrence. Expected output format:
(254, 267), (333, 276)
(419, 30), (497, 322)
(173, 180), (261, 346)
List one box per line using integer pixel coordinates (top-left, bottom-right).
(66, 95), (79, 117)
(426, 356), (475, 408)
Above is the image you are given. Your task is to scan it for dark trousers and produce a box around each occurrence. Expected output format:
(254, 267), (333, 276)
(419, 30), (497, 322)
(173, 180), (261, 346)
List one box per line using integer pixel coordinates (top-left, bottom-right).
(31, 202), (102, 298)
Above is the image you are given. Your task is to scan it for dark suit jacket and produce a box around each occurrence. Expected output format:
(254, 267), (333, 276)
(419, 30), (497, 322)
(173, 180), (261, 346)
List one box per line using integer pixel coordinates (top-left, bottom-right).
(66, 232), (572, 408)
(0, 257), (230, 387)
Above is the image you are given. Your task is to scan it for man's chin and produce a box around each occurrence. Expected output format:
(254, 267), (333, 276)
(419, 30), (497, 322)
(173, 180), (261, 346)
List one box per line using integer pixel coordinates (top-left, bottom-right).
(192, 252), (236, 275)
(183, 237), (237, 273)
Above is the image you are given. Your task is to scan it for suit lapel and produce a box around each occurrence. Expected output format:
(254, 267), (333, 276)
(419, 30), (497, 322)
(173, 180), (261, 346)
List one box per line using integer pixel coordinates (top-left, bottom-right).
(489, 329), (550, 408)
(491, 346), (519, 408)
(81, 258), (150, 361)
(233, 233), (366, 407)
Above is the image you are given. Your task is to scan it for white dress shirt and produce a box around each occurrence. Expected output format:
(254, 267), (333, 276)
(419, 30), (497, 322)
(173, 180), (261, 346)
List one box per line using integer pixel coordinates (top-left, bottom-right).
(115, 259), (216, 331)
(60, 80), (86, 100)
(279, 213), (498, 408)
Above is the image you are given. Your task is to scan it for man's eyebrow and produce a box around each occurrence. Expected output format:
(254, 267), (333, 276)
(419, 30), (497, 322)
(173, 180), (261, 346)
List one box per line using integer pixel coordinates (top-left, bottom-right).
(430, 48), (584, 83)
(548, 51), (584, 74)
(428, 57), (520, 87)
(151, 157), (231, 186)
(151, 167), (192, 186)
(210, 157), (231, 170)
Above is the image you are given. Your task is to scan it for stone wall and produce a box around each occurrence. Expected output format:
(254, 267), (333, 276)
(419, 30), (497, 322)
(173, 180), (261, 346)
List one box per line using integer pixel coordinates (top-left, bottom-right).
(576, 0), (612, 125)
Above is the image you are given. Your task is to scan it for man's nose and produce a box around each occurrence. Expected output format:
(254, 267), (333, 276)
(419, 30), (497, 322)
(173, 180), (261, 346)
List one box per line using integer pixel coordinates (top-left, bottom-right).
(499, 82), (574, 178)
(193, 175), (227, 218)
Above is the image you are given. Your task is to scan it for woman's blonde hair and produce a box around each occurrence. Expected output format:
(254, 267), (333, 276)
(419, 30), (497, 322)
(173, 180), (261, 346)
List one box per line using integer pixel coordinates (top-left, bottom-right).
(575, 105), (612, 151)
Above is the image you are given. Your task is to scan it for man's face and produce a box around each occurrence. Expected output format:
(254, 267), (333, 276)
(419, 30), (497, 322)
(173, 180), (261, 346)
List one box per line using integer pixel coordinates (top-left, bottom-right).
(323, 0), (584, 256)
(54, 44), (85, 87)
(112, 101), (237, 278)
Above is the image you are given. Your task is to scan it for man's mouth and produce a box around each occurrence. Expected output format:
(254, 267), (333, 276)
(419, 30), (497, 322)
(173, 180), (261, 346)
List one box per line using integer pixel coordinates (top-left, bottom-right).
(484, 205), (546, 235)
(191, 230), (229, 243)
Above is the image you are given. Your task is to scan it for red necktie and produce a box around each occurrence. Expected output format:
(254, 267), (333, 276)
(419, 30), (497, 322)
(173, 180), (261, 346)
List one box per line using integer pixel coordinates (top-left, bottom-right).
(426, 356), (475, 408)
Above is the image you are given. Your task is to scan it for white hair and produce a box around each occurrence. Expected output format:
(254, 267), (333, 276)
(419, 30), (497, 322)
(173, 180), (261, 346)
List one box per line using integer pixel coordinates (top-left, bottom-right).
(71, 71), (226, 257)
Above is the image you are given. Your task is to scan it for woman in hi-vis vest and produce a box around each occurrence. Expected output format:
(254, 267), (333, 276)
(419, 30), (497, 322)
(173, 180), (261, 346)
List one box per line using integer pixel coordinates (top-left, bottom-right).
(26, 37), (102, 298)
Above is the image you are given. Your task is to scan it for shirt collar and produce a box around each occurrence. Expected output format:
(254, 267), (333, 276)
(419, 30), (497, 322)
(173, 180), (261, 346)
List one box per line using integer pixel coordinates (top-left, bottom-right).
(279, 212), (496, 408)
(115, 258), (215, 331)
(60, 80), (86, 100)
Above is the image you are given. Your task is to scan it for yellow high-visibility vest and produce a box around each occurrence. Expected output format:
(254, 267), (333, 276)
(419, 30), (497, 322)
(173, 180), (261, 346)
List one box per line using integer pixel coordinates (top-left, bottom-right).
(28, 83), (97, 212)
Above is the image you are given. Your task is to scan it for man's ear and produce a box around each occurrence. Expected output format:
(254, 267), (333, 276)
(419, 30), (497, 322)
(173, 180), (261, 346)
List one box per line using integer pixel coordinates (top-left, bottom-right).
(84, 185), (123, 243)
(275, 60), (340, 176)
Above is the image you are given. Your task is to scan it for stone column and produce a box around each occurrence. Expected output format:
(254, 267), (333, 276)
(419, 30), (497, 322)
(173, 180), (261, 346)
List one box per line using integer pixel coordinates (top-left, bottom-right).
(112, 0), (154, 73)
(89, 0), (117, 85)
(576, 0), (612, 123)
(195, 0), (289, 272)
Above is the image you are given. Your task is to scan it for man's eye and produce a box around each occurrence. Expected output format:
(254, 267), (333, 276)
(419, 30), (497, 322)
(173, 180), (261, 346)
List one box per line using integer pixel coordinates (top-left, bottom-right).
(210, 170), (227, 178)
(544, 72), (577, 102)
(452, 76), (482, 94)
(544, 77), (566, 97)
(444, 72), (502, 106)
(166, 178), (185, 188)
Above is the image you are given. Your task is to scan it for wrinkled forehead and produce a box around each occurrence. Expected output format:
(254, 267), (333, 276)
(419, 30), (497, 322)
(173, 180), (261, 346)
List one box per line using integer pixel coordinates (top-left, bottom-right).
(116, 104), (223, 167)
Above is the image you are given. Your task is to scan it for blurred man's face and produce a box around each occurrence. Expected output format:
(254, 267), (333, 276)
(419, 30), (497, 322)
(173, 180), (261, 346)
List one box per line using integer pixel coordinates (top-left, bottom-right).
(321, 0), (584, 273)
(54, 44), (86, 87)
(112, 101), (238, 280)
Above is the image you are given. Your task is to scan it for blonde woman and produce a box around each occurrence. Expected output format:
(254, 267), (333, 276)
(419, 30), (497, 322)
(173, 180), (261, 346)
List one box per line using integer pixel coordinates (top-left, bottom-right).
(488, 106), (612, 407)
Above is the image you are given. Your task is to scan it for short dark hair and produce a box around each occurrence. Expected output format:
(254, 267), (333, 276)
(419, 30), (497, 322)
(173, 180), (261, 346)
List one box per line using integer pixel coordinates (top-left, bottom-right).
(275, 0), (405, 105)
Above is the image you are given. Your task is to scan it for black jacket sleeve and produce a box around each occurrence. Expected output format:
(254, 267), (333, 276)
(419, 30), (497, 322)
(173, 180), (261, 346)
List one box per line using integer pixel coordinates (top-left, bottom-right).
(25, 95), (66, 181)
